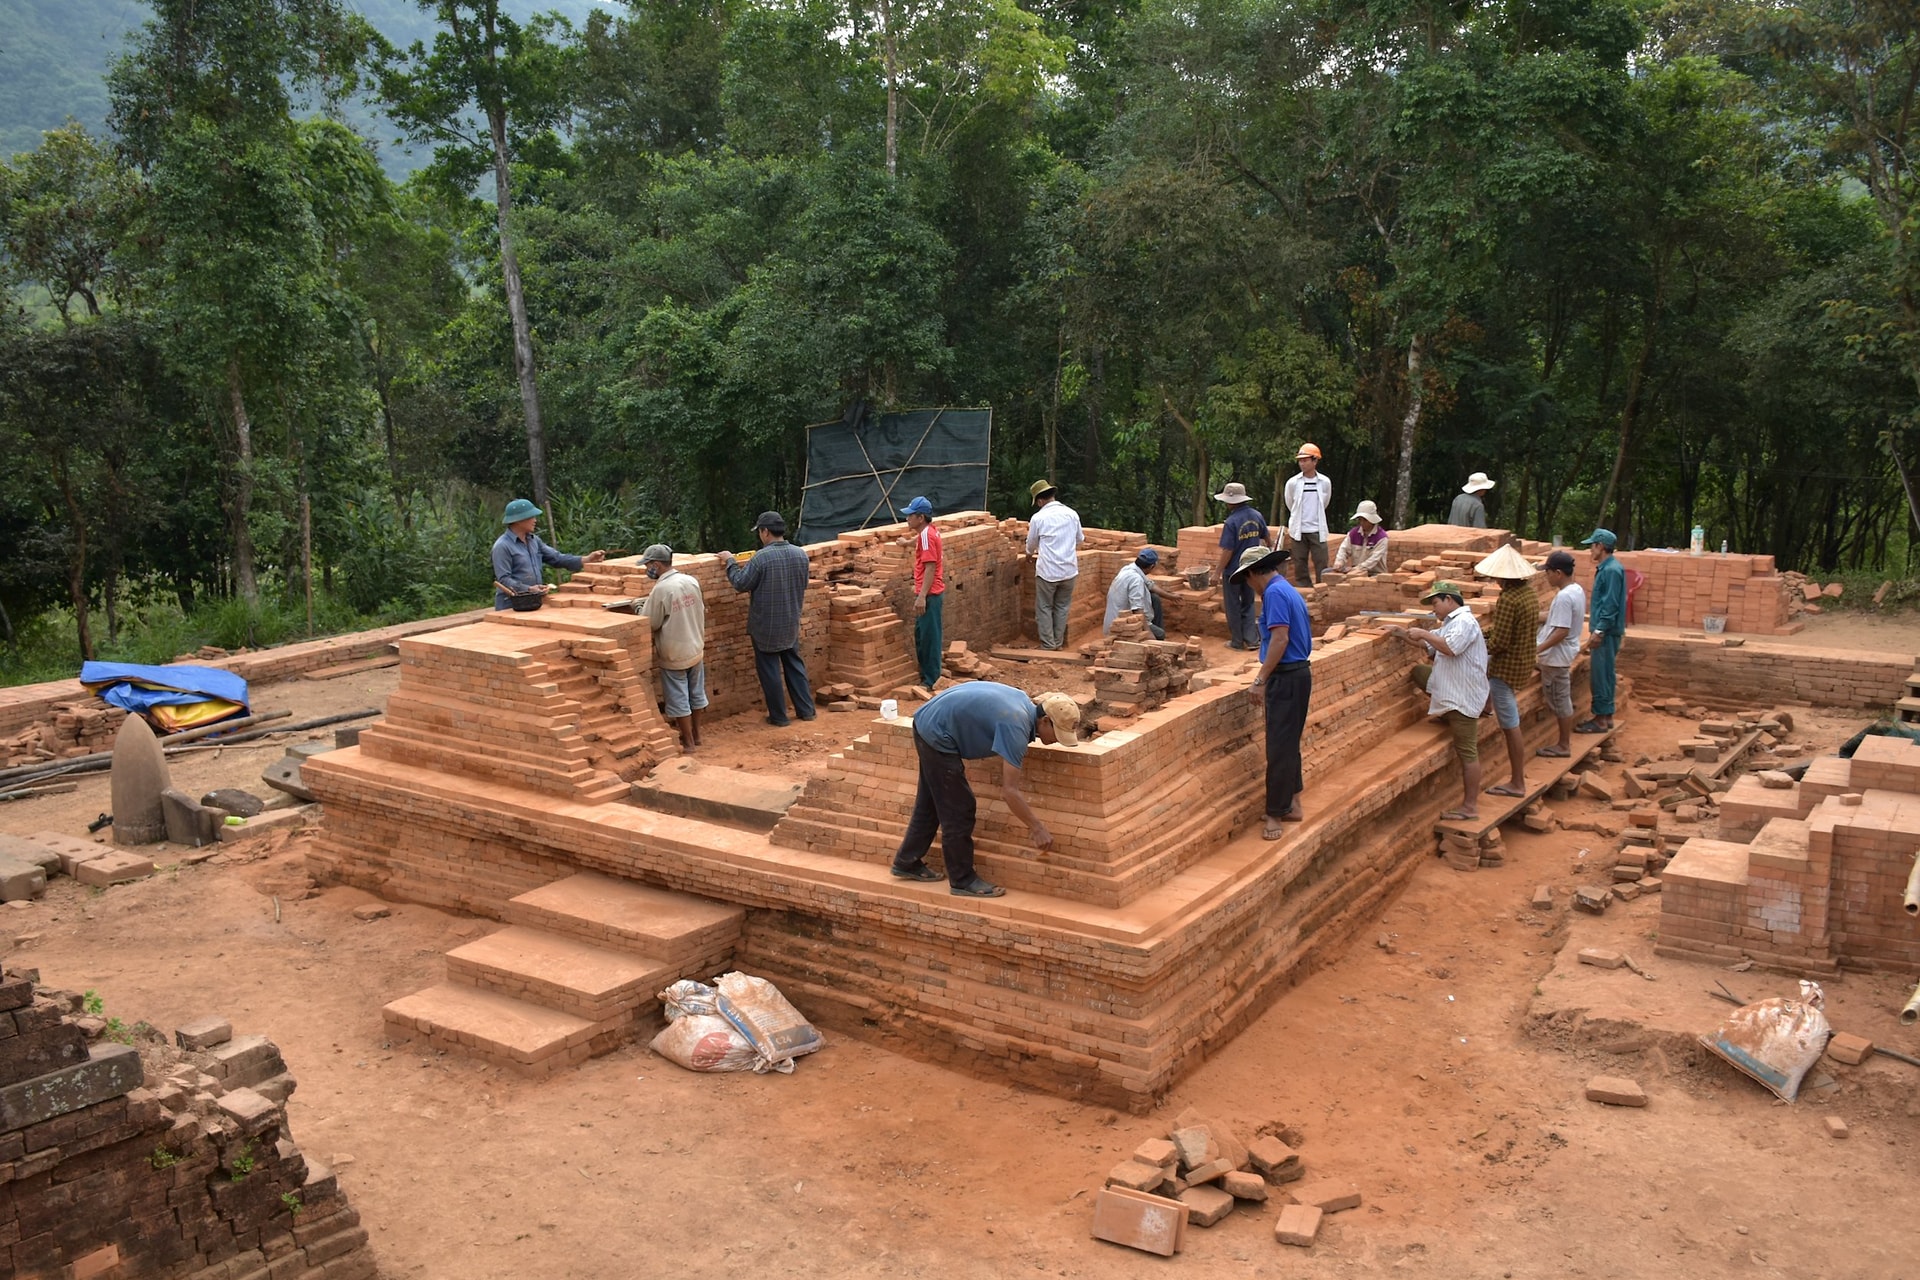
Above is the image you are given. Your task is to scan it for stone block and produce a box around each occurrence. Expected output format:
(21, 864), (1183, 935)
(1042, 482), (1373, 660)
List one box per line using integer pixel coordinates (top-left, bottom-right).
(215, 1086), (280, 1134)
(1106, 1160), (1166, 1193)
(1090, 1187), (1185, 1256)
(1247, 1134), (1301, 1181)
(1826, 1032), (1872, 1066)
(1183, 1157), (1234, 1185)
(0, 1041), (142, 1130)
(201, 788), (266, 817)
(161, 788), (220, 847)
(1522, 811), (1554, 833)
(0, 836), (60, 875)
(1577, 948), (1625, 969)
(0, 854), (47, 902)
(1132, 1137), (1177, 1169)
(216, 806), (312, 842)
(1578, 773), (1617, 801)
(206, 1034), (277, 1081)
(70, 1244), (120, 1280)
(1274, 1203), (1322, 1246)
(1171, 1107), (1248, 1171)
(1757, 770), (1794, 790)
(1170, 1126), (1214, 1171)
(1287, 1181), (1362, 1213)
(1824, 1116), (1849, 1139)
(175, 1016), (233, 1051)
(260, 756), (317, 804)
(1573, 885), (1611, 913)
(74, 851), (153, 887)
(1585, 1075), (1647, 1107)
(1636, 876), (1662, 894)
(1220, 1170), (1267, 1201)
(1530, 886), (1553, 910)
(1178, 1183), (1235, 1227)
(352, 905), (391, 921)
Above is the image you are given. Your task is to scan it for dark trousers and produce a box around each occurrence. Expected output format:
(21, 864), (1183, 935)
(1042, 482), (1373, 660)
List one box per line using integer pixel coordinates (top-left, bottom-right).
(754, 645), (816, 724)
(915, 592), (945, 688)
(892, 731), (977, 886)
(1224, 576), (1259, 647)
(1264, 662), (1312, 817)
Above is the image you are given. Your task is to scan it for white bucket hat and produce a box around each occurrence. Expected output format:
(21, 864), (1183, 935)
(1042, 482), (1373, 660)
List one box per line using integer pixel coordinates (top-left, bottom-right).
(1350, 499), (1383, 526)
(1474, 544), (1537, 580)
(1213, 481), (1253, 504)
(1462, 472), (1496, 494)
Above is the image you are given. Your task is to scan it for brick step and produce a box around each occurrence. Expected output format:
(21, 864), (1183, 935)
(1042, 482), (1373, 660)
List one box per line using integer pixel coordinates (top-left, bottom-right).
(382, 983), (602, 1072)
(504, 872), (744, 970)
(445, 925), (674, 1022)
(1896, 695), (1920, 721)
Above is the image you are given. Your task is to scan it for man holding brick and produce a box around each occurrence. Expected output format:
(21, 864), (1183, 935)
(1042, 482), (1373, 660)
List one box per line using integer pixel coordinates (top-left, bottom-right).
(1104, 547), (1166, 639)
(903, 497), (945, 690)
(1232, 544), (1312, 838)
(720, 511), (816, 726)
(1025, 479), (1086, 650)
(1389, 581), (1489, 822)
(639, 544), (707, 753)
(1475, 544), (1539, 799)
(889, 682), (1081, 898)
(1578, 528), (1626, 734)
(1534, 549), (1585, 757)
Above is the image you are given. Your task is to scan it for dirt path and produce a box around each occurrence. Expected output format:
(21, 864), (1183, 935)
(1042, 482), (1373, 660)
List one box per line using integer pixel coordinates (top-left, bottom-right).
(3, 659), (1918, 1278)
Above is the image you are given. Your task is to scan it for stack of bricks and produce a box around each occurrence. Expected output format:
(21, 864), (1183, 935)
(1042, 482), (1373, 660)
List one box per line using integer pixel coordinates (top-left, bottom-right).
(824, 586), (921, 695)
(1622, 633), (1908, 711)
(0, 701), (127, 768)
(1659, 734), (1920, 974)
(0, 969), (374, 1279)
(1383, 524), (1507, 571)
(356, 608), (677, 804)
(1086, 616), (1204, 717)
(1564, 549), (1798, 635)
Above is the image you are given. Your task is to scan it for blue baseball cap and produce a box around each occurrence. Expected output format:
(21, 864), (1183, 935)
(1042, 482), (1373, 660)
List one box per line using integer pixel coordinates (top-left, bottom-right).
(1580, 528), (1618, 549)
(502, 498), (542, 524)
(903, 496), (933, 517)
(1135, 547), (1159, 566)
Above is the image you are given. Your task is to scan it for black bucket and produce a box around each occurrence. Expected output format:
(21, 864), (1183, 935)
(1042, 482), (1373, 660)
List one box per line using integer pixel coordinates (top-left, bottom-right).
(507, 590), (546, 612)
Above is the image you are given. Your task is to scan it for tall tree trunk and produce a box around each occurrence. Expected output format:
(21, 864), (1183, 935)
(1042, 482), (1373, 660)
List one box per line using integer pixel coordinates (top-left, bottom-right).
(1083, 346), (1104, 486)
(0, 594), (13, 647)
(879, 0), (899, 180)
(1392, 335), (1424, 528)
(1046, 327), (1062, 484)
(56, 457), (93, 663)
(227, 359), (258, 605)
(1597, 279), (1664, 534)
(489, 106), (550, 525)
(1161, 393), (1208, 527)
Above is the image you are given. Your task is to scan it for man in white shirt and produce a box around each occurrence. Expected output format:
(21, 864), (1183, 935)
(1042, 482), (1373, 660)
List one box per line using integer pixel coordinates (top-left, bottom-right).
(1025, 479), (1086, 650)
(1283, 443), (1333, 588)
(1389, 580), (1489, 821)
(1103, 548), (1166, 638)
(1533, 549), (1586, 760)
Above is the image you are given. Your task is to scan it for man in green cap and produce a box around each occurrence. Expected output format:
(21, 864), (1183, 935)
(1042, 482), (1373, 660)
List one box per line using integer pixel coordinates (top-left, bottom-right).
(491, 499), (605, 609)
(1024, 479), (1085, 650)
(1388, 581), (1488, 822)
(1577, 528), (1626, 733)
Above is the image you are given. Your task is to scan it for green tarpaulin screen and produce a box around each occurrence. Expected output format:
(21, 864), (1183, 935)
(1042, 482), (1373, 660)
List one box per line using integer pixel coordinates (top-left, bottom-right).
(798, 406), (992, 544)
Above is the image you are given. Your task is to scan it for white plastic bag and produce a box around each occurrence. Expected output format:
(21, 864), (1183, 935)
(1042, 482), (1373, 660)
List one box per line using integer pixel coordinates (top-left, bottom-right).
(1699, 980), (1832, 1102)
(714, 971), (824, 1074)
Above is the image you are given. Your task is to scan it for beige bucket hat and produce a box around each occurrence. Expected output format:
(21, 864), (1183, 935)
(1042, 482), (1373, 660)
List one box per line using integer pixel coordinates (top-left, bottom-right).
(1474, 544), (1537, 580)
(1462, 472), (1496, 494)
(1350, 499), (1384, 526)
(1213, 481), (1253, 505)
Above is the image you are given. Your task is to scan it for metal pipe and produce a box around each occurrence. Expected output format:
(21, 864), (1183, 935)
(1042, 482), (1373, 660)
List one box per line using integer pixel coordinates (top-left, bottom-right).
(1904, 979), (1920, 1026)
(1905, 850), (1920, 916)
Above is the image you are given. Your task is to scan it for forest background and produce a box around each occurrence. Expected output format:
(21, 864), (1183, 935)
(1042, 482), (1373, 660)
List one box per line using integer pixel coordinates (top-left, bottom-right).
(1, 0), (1916, 682)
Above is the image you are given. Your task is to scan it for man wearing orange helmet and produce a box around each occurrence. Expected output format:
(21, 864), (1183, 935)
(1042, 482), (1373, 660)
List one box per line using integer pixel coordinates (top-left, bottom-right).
(1283, 443), (1332, 588)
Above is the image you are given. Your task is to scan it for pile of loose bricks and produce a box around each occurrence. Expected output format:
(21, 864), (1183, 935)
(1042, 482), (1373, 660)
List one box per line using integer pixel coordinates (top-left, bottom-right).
(1, 702), (127, 769)
(1080, 613), (1206, 717)
(0, 967), (373, 1279)
(1091, 1108), (1356, 1256)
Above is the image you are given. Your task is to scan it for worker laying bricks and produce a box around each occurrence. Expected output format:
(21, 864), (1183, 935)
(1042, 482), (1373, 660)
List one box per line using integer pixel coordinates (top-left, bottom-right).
(720, 511), (817, 726)
(491, 498), (605, 609)
(1232, 544), (1312, 839)
(904, 496), (946, 690)
(1579, 527), (1626, 734)
(1332, 499), (1389, 576)
(1389, 580), (1489, 821)
(1025, 479), (1086, 650)
(889, 681), (1081, 898)
(640, 543), (707, 752)
(1476, 543), (1540, 799)
(1282, 443), (1332, 587)
(1534, 549), (1585, 758)
(1104, 547), (1167, 639)
(1214, 481), (1272, 649)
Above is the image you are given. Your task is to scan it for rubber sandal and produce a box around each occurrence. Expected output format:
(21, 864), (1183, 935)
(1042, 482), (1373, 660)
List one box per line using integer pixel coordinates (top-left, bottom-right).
(950, 877), (1006, 898)
(1573, 720), (1610, 734)
(1440, 809), (1478, 822)
(1281, 809), (1305, 823)
(890, 862), (941, 882)
(1535, 746), (1570, 758)
(1487, 785), (1526, 798)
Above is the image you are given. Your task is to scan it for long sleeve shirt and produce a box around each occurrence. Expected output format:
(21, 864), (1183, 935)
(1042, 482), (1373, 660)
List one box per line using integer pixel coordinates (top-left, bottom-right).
(1590, 555), (1627, 639)
(1333, 526), (1389, 574)
(1283, 473), (1333, 539)
(1484, 583), (1540, 689)
(491, 531), (583, 608)
(726, 539), (810, 652)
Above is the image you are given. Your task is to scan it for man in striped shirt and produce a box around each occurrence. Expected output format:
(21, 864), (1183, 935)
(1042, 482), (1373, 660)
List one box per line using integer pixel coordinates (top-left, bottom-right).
(1390, 581), (1489, 822)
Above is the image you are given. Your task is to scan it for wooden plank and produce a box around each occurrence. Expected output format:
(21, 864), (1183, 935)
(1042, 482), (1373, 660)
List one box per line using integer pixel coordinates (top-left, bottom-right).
(302, 655), (400, 681)
(989, 647), (1094, 666)
(1434, 730), (1615, 839)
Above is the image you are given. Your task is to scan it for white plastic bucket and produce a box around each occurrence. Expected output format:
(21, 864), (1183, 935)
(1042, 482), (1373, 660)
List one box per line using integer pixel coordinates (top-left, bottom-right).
(879, 699), (899, 720)
(1702, 614), (1727, 635)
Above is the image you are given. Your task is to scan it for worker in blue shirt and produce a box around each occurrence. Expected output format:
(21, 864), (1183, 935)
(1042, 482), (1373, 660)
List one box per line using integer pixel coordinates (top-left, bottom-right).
(491, 498), (604, 608)
(1232, 544), (1313, 839)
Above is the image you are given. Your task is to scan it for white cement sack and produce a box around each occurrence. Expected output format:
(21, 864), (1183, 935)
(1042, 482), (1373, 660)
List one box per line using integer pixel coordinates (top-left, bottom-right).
(714, 971), (824, 1073)
(1699, 980), (1831, 1102)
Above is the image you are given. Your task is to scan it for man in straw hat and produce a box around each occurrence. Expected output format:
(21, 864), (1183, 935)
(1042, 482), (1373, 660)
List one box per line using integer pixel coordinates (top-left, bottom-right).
(639, 544), (707, 753)
(1024, 479), (1086, 650)
(1231, 543), (1312, 838)
(1333, 499), (1390, 576)
(1476, 543), (1541, 798)
(888, 681), (1081, 898)
(1449, 472), (1495, 528)
(1388, 581), (1489, 822)
(1576, 528), (1627, 733)
(1533, 550), (1586, 758)
(491, 498), (605, 609)
(1283, 443), (1333, 587)
(1214, 480), (1272, 649)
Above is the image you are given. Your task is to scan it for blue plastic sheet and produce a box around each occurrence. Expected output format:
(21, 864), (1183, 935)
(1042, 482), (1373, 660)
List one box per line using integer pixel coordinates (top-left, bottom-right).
(79, 662), (251, 729)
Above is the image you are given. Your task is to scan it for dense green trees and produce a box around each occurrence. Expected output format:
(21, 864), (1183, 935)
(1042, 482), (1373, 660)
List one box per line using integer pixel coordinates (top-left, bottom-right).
(1, 0), (1916, 677)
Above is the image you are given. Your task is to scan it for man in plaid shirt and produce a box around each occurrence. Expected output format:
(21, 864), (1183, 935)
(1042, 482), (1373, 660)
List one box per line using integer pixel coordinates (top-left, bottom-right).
(1476, 545), (1540, 798)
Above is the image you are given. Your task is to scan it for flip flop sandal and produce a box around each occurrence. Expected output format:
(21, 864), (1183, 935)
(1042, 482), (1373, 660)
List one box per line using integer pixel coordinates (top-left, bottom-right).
(1262, 823), (1287, 841)
(1439, 809), (1478, 822)
(1573, 720), (1611, 734)
(890, 862), (942, 882)
(1535, 746), (1571, 758)
(1487, 785), (1527, 798)
(950, 878), (1006, 898)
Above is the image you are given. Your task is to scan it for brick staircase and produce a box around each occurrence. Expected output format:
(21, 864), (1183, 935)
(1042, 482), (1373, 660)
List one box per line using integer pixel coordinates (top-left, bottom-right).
(825, 586), (921, 694)
(382, 871), (743, 1074)
(1896, 660), (1920, 724)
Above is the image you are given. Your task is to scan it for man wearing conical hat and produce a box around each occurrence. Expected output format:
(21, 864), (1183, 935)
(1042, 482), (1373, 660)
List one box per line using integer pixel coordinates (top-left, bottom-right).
(1449, 472), (1495, 528)
(1213, 480), (1272, 649)
(1476, 543), (1540, 799)
(1333, 500), (1390, 576)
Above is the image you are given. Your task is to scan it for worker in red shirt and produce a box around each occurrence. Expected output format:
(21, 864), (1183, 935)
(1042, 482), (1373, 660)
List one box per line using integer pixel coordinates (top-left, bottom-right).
(905, 496), (945, 690)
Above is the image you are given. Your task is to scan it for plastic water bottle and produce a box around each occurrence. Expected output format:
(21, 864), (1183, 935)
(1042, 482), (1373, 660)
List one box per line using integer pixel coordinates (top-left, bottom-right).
(1690, 525), (1705, 556)
(1720, 539), (1728, 554)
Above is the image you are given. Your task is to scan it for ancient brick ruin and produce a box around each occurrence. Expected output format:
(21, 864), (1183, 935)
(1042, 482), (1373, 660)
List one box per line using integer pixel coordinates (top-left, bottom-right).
(0, 969), (373, 1279)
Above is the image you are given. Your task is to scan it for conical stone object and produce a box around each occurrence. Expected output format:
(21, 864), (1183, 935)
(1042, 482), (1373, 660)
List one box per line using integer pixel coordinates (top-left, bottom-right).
(110, 715), (172, 845)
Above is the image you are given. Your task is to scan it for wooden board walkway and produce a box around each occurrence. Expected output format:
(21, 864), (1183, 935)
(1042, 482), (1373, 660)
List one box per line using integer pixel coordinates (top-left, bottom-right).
(1434, 728), (1617, 841)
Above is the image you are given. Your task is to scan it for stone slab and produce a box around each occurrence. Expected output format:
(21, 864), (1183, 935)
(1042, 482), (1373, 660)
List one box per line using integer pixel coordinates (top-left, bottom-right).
(0, 835), (61, 875)
(260, 756), (317, 803)
(175, 1015), (233, 1051)
(0, 1041), (142, 1131)
(74, 851), (152, 887)
(0, 854), (47, 902)
(1826, 1032), (1872, 1066)
(1585, 1075), (1648, 1106)
(1091, 1187), (1185, 1256)
(1286, 1180), (1362, 1213)
(630, 759), (805, 831)
(217, 806), (313, 842)
(161, 787), (220, 847)
(1105, 1160), (1166, 1192)
(382, 983), (594, 1066)
(1274, 1202), (1323, 1246)
(1177, 1183), (1235, 1227)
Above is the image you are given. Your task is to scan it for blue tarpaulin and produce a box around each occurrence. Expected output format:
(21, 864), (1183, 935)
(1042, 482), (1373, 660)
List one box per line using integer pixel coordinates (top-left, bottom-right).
(79, 663), (251, 732)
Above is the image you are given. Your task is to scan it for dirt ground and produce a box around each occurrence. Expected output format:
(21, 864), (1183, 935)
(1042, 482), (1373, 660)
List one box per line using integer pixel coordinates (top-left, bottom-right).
(3, 613), (1919, 1279)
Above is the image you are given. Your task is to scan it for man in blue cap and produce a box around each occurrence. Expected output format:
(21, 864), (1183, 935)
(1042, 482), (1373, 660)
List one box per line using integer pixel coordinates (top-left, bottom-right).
(904, 496), (944, 689)
(1577, 528), (1626, 733)
(1103, 547), (1166, 638)
(491, 499), (605, 609)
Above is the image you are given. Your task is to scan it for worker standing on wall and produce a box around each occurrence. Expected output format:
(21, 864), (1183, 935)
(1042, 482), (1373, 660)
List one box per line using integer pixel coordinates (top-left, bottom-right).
(491, 498), (605, 609)
(1388, 581), (1489, 822)
(639, 544), (707, 753)
(1025, 480), (1086, 650)
(904, 497), (945, 691)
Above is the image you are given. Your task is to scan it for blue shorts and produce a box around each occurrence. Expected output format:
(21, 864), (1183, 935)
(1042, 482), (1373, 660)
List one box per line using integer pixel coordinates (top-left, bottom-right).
(1487, 677), (1520, 730)
(661, 664), (709, 719)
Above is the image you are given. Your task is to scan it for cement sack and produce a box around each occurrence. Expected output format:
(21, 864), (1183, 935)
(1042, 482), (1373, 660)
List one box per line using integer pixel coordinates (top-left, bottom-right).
(650, 1013), (759, 1073)
(1699, 980), (1832, 1102)
(714, 971), (824, 1074)
(659, 978), (721, 1020)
